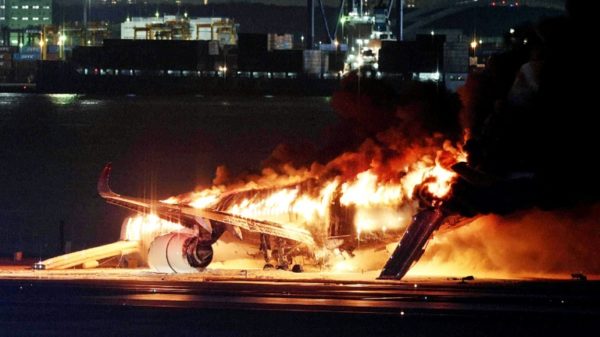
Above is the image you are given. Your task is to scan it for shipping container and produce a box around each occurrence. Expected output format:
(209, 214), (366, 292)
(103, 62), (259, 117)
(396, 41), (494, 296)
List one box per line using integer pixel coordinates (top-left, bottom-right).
(303, 50), (328, 75)
(13, 53), (41, 61)
(208, 41), (220, 56)
(47, 45), (60, 54)
(443, 41), (469, 73)
(268, 34), (293, 51)
(21, 46), (41, 54)
(0, 46), (17, 53)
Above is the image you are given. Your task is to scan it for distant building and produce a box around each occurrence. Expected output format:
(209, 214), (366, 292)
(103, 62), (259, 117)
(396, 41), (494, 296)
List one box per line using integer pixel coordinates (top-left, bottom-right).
(0, 0), (6, 27)
(1, 0), (52, 30)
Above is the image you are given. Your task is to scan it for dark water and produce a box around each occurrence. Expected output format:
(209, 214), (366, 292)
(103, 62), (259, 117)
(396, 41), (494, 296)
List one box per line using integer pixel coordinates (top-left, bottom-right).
(0, 93), (337, 256)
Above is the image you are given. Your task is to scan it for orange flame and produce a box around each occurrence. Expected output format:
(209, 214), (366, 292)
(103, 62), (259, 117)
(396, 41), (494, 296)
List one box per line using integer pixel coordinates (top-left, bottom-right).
(173, 143), (464, 240)
(122, 214), (186, 243)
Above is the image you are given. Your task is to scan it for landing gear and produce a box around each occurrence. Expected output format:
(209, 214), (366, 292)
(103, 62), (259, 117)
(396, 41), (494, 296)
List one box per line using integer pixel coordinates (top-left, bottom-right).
(259, 234), (272, 262)
(274, 237), (292, 270)
(259, 234), (303, 272)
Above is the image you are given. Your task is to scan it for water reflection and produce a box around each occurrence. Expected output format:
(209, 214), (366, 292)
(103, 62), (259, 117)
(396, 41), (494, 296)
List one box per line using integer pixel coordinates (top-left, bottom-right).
(0, 93), (22, 106)
(47, 93), (78, 105)
(79, 99), (101, 106)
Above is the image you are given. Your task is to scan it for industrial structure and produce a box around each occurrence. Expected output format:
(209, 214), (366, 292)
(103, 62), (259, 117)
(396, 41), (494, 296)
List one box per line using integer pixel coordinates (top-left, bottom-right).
(121, 15), (237, 45)
(0, 0), (52, 30)
(0, 0), (52, 82)
(303, 0), (468, 88)
(0, 0), (52, 45)
(2, 0), (561, 90)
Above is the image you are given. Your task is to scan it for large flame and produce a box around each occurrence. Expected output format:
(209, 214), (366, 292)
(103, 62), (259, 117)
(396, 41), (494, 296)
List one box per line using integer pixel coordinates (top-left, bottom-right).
(177, 143), (464, 241)
(122, 214), (187, 243)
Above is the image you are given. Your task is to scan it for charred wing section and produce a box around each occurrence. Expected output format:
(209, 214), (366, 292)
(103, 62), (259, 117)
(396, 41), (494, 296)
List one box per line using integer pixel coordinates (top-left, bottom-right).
(378, 208), (447, 280)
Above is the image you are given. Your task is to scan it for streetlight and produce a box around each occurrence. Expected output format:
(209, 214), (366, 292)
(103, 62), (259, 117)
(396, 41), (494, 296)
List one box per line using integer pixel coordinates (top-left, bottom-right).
(38, 39), (44, 60)
(470, 40), (478, 50)
(58, 33), (67, 60)
(470, 40), (478, 69)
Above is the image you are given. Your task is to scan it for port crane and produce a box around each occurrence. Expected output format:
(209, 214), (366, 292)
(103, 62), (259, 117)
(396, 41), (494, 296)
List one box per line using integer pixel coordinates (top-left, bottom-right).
(308, 1), (402, 70)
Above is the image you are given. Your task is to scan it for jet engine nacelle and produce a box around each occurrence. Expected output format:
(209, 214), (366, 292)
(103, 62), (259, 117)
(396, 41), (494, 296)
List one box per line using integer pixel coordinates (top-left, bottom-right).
(147, 232), (213, 273)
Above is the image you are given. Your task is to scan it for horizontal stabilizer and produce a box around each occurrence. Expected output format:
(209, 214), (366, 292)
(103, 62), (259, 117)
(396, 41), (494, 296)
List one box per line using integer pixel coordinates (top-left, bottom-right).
(33, 240), (140, 270)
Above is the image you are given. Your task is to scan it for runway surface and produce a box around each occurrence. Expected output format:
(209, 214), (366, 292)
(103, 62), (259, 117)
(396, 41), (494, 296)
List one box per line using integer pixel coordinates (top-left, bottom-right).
(1, 267), (599, 336)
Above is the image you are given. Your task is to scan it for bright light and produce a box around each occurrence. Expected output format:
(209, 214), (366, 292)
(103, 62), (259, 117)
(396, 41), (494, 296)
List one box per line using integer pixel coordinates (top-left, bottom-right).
(38, 40), (44, 47)
(510, 28), (515, 34)
(334, 39), (339, 47)
(357, 55), (364, 67)
(430, 30), (435, 36)
(470, 40), (477, 49)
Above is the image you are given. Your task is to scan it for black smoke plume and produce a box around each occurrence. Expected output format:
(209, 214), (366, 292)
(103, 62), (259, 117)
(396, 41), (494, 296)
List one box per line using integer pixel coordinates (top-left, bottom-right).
(448, 0), (599, 216)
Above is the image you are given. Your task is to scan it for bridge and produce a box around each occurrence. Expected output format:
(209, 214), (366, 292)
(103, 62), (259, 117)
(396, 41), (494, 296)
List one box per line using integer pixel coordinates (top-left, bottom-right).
(403, 0), (564, 37)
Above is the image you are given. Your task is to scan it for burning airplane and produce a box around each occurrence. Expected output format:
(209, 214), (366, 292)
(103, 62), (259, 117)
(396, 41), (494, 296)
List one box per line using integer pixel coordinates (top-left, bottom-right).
(35, 137), (468, 280)
(31, 1), (600, 279)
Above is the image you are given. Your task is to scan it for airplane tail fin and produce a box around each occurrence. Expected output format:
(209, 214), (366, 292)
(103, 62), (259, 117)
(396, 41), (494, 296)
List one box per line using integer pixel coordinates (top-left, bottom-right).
(98, 163), (118, 197)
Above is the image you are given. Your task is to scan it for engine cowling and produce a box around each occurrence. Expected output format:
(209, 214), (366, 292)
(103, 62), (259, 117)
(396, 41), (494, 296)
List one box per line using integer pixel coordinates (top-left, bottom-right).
(147, 232), (213, 273)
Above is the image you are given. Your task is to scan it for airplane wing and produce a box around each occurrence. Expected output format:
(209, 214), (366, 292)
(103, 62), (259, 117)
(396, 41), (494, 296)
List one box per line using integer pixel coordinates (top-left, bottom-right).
(98, 163), (315, 246)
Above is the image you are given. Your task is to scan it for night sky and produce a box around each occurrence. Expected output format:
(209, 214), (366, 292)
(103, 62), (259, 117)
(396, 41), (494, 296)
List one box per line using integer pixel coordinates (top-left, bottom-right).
(52, 0), (566, 9)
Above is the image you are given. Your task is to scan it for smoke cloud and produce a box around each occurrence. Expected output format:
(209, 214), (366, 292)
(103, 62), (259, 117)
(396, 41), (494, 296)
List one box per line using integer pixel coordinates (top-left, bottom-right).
(412, 204), (600, 279)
